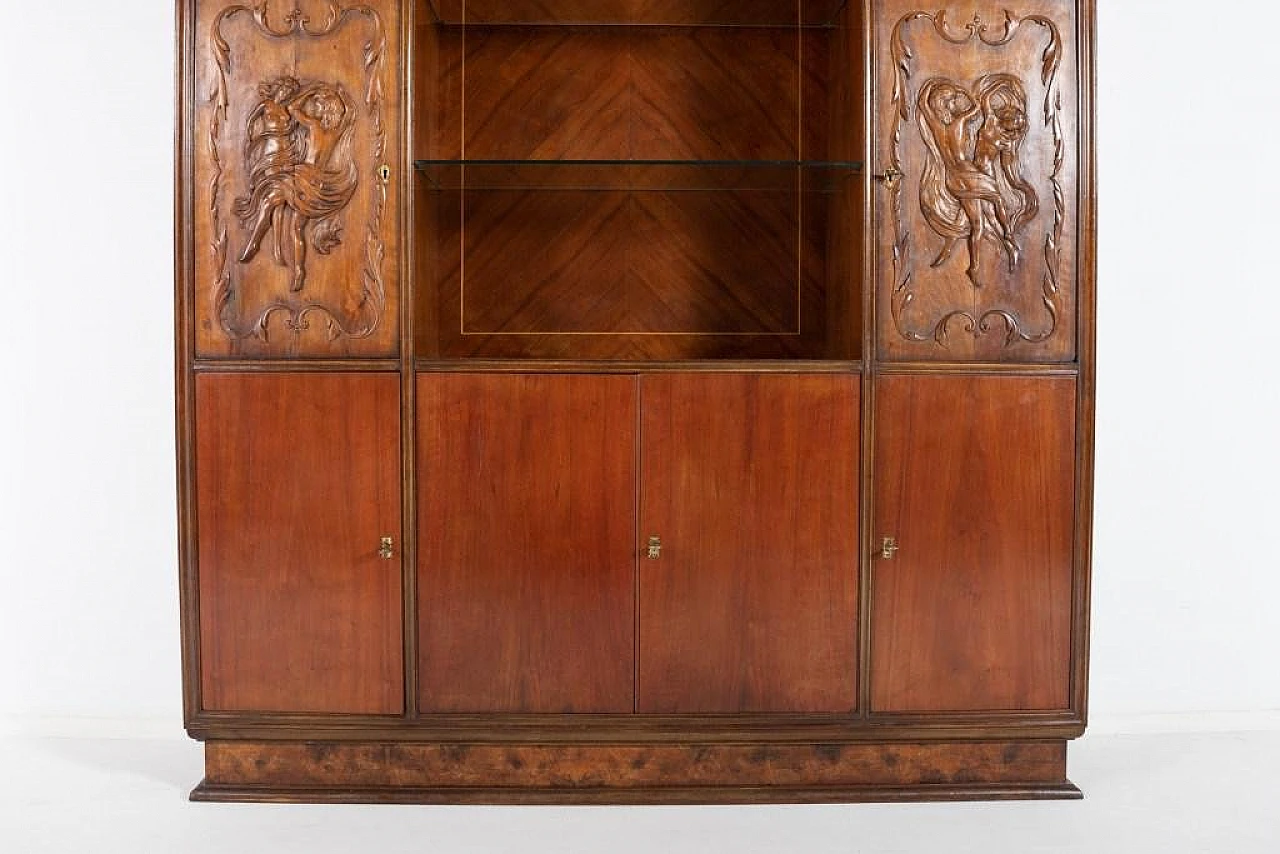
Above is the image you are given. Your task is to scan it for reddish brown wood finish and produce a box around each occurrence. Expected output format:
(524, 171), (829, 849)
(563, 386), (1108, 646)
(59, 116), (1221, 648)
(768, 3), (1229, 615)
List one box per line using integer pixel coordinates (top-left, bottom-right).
(872, 0), (1079, 362)
(432, 27), (824, 161)
(193, 0), (403, 358)
(414, 21), (852, 361)
(823, 1), (865, 358)
(176, 0), (1096, 807)
(196, 373), (403, 714)
(639, 374), (859, 713)
(427, 1), (850, 26)
(201, 739), (1067, 791)
(871, 374), (1076, 712)
(416, 374), (637, 712)
(431, 187), (824, 346)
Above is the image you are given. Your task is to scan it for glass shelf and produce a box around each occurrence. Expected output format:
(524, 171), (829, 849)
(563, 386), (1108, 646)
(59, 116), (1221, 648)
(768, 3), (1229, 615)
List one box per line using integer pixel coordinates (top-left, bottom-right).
(425, 1), (851, 28)
(413, 159), (863, 192)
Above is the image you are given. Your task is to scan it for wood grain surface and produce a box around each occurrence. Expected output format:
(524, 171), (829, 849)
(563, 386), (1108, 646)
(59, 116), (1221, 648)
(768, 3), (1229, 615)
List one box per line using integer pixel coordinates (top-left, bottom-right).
(639, 373), (859, 712)
(427, 1), (850, 26)
(193, 0), (403, 358)
(414, 21), (844, 360)
(417, 374), (637, 712)
(203, 739), (1067, 789)
(196, 372), (403, 714)
(871, 374), (1076, 712)
(872, 0), (1079, 362)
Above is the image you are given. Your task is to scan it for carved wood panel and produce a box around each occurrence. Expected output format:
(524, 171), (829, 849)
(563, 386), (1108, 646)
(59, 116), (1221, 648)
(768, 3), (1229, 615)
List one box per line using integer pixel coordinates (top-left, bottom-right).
(193, 0), (402, 358)
(873, 1), (1078, 362)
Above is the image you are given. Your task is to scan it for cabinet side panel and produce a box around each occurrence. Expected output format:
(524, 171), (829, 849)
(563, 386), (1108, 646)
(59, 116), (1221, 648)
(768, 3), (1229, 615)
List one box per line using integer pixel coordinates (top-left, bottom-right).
(417, 374), (637, 713)
(196, 373), (404, 714)
(871, 374), (1075, 712)
(192, 0), (403, 358)
(639, 374), (860, 713)
(872, 0), (1079, 362)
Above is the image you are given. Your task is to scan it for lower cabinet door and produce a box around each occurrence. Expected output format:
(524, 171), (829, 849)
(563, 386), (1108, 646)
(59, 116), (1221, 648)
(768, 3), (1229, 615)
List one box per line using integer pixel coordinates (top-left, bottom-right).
(639, 374), (860, 713)
(871, 374), (1076, 713)
(195, 373), (404, 714)
(417, 374), (637, 713)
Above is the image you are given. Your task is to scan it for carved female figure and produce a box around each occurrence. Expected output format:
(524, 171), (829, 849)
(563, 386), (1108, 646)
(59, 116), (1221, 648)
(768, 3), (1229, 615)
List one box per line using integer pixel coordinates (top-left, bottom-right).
(972, 74), (1038, 243)
(234, 78), (360, 293)
(916, 76), (1035, 286)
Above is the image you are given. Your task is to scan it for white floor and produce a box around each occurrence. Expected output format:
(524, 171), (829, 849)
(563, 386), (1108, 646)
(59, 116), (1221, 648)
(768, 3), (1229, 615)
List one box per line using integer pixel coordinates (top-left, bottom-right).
(1, 729), (1277, 853)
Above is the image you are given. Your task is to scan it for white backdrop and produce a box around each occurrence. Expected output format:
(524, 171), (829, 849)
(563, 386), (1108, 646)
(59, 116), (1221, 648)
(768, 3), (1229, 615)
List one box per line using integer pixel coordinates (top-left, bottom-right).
(0, 2), (1276, 732)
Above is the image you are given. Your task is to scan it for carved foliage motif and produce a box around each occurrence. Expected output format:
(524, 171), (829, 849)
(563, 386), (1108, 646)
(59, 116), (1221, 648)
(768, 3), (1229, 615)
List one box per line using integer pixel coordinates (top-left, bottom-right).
(208, 1), (388, 345)
(888, 10), (1065, 347)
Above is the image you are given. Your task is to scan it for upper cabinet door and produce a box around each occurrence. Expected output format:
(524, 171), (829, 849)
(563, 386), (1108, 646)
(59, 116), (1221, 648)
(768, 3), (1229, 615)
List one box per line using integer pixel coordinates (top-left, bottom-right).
(873, 1), (1080, 362)
(639, 374), (859, 713)
(190, 0), (402, 358)
(871, 375), (1075, 713)
(196, 373), (403, 714)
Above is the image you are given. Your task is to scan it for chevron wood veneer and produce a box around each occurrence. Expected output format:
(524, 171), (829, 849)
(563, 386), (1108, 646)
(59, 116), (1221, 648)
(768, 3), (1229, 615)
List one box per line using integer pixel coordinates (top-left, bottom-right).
(418, 23), (846, 359)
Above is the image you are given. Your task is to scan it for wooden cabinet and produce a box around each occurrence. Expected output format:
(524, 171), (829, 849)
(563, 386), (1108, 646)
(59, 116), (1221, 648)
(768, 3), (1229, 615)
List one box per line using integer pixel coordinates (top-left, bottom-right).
(177, 0), (1095, 804)
(870, 374), (1076, 713)
(190, 0), (404, 359)
(871, 0), (1081, 362)
(194, 373), (403, 714)
(416, 374), (637, 713)
(638, 374), (860, 713)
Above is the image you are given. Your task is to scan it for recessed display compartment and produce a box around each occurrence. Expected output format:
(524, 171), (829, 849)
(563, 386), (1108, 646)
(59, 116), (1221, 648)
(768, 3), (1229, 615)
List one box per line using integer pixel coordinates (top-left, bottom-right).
(425, 1), (851, 27)
(413, 2), (864, 361)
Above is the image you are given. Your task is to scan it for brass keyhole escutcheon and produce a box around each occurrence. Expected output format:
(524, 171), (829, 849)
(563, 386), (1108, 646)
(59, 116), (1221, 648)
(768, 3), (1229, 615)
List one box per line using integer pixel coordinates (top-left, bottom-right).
(875, 167), (903, 188)
(379, 536), (395, 560)
(647, 536), (662, 560)
(378, 164), (391, 183)
(878, 537), (900, 561)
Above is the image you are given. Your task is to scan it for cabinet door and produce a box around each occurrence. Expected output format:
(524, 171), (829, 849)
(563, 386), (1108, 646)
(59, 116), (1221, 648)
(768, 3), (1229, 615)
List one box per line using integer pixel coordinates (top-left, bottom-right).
(639, 374), (859, 713)
(191, 0), (403, 358)
(196, 373), (403, 714)
(872, 0), (1080, 361)
(871, 374), (1075, 713)
(417, 374), (636, 713)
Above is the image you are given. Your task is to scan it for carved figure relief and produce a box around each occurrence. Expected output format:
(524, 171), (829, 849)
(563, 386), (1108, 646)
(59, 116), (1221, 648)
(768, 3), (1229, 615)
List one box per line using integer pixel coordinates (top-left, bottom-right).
(234, 76), (360, 293)
(916, 74), (1038, 286)
(200, 1), (393, 354)
(885, 10), (1069, 351)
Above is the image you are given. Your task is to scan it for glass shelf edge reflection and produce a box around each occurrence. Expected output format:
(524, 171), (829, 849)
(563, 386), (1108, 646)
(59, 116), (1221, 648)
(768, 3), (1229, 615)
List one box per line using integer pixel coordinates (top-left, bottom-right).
(412, 160), (864, 193)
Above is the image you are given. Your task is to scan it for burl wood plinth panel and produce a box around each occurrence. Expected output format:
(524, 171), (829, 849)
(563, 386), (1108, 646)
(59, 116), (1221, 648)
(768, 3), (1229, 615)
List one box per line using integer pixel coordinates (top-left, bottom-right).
(872, 374), (1076, 713)
(196, 373), (403, 714)
(639, 374), (859, 713)
(417, 374), (637, 712)
(872, 0), (1079, 362)
(192, 0), (402, 358)
(196, 740), (1075, 803)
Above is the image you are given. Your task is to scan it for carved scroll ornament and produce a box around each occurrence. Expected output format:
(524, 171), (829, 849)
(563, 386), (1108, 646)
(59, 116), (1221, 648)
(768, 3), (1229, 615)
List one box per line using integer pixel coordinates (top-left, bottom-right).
(888, 10), (1065, 347)
(208, 2), (388, 344)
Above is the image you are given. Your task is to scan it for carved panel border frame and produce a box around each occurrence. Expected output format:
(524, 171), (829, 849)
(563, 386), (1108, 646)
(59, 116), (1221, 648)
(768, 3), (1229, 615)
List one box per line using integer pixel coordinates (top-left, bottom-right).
(208, 1), (389, 346)
(887, 9), (1066, 349)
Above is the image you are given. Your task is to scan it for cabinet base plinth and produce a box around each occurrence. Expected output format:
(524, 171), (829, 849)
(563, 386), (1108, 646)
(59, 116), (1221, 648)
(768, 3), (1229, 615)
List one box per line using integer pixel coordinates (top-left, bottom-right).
(193, 739), (1080, 805)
